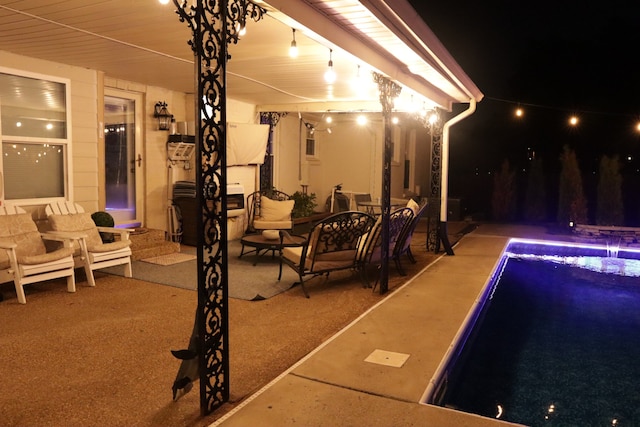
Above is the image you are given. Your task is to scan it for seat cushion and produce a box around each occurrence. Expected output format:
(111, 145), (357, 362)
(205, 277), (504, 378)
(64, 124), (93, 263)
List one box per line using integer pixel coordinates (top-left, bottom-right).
(260, 196), (294, 221)
(88, 240), (131, 253)
(282, 245), (356, 272)
(19, 247), (74, 265)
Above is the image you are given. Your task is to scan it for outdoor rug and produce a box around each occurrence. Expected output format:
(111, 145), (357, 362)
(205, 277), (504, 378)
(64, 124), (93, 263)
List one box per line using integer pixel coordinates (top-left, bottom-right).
(140, 253), (196, 266)
(101, 240), (299, 301)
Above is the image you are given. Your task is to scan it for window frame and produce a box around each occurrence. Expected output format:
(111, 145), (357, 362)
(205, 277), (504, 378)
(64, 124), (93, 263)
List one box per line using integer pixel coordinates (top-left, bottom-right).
(305, 127), (320, 162)
(0, 66), (73, 206)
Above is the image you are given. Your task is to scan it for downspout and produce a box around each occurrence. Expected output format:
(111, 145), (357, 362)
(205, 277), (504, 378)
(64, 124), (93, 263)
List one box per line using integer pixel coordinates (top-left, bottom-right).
(439, 98), (477, 255)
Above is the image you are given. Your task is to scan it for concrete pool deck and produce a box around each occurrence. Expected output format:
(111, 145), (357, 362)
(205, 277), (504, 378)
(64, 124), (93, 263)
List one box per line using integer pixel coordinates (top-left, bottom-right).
(211, 224), (568, 427)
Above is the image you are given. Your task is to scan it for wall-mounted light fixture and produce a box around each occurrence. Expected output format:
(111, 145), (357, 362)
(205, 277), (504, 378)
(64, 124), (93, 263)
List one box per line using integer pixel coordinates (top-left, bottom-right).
(154, 101), (172, 131)
(289, 28), (298, 58)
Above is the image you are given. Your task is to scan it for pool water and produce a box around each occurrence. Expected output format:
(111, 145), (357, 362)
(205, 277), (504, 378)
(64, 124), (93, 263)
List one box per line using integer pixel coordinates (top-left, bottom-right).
(433, 241), (640, 426)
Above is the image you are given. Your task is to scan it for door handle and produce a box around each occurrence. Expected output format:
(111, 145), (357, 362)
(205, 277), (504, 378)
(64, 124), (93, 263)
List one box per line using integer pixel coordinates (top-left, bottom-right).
(130, 154), (142, 172)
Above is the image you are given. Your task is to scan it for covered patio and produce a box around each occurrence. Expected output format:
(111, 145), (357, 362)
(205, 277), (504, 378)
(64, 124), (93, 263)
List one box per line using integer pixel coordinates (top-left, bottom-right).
(0, 0), (483, 418)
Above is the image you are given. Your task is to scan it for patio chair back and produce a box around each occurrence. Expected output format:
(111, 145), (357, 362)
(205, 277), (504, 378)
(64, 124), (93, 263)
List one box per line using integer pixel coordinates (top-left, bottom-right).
(45, 202), (133, 287)
(0, 205), (76, 304)
(246, 189), (293, 233)
(358, 207), (414, 265)
(279, 210), (375, 297)
(392, 199), (429, 275)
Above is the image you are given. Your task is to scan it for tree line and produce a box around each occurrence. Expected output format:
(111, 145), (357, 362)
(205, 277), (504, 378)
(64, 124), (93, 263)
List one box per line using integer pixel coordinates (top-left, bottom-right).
(491, 145), (627, 227)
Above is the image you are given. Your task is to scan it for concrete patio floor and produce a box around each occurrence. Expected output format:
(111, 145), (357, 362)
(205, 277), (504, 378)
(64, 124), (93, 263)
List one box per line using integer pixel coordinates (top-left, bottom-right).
(210, 223), (569, 427)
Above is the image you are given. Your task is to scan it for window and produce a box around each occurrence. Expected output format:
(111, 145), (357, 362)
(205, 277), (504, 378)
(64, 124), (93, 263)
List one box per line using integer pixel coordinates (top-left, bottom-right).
(305, 127), (318, 160)
(305, 138), (315, 156)
(0, 69), (71, 202)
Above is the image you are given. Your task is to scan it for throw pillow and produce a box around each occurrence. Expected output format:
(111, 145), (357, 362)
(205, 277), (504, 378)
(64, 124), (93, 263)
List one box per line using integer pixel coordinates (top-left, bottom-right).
(406, 198), (419, 216)
(260, 196), (294, 221)
(48, 213), (103, 249)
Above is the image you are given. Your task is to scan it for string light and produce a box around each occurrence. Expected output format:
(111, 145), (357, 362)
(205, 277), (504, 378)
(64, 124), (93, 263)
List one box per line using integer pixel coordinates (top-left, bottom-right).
(486, 96), (640, 133)
(324, 48), (336, 84)
(289, 28), (298, 58)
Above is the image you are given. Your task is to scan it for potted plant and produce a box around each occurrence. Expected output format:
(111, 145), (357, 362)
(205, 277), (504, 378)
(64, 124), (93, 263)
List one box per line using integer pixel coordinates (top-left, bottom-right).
(291, 191), (317, 219)
(91, 211), (115, 243)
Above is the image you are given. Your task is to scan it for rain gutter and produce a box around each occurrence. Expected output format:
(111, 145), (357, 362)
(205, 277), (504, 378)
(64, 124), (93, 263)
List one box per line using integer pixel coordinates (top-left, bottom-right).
(439, 98), (477, 254)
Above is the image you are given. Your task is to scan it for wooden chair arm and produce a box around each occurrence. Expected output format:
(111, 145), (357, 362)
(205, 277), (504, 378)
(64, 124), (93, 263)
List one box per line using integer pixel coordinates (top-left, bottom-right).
(96, 226), (133, 240)
(41, 232), (84, 249)
(42, 231), (87, 240)
(0, 239), (17, 250)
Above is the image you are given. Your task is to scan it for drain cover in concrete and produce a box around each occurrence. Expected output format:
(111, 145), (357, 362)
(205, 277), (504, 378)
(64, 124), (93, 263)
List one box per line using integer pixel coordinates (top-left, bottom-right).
(364, 349), (410, 368)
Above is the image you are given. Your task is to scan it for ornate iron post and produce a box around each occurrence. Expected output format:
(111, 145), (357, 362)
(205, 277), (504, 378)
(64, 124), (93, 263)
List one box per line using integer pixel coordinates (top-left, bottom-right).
(428, 123), (443, 252)
(373, 72), (401, 294)
(173, 0), (265, 415)
(259, 112), (287, 191)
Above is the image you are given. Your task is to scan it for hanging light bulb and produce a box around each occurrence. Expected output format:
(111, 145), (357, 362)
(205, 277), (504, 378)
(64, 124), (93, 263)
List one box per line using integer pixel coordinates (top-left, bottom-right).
(289, 28), (298, 58)
(351, 64), (370, 97)
(236, 22), (247, 37)
(428, 111), (439, 126)
(324, 48), (336, 84)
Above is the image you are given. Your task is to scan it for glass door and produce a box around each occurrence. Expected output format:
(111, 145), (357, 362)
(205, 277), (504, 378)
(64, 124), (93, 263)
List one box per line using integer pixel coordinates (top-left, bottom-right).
(104, 90), (144, 226)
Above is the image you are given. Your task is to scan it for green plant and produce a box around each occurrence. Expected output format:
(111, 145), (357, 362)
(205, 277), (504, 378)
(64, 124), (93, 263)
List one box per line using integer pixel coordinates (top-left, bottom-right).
(557, 145), (588, 227)
(291, 191), (317, 218)
(491, 159), (517, 221)
(596, 155), (624, 226)
(91, 211), (115, 242)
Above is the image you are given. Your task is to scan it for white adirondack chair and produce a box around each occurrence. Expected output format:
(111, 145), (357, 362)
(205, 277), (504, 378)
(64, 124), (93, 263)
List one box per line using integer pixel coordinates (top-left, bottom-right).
(0, 205), (76, 304)
(45, 202), (133, 287)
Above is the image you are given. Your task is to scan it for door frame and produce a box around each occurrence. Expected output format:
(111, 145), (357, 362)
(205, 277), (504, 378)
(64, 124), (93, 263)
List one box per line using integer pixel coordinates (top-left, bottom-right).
(102, 88), (145, 227)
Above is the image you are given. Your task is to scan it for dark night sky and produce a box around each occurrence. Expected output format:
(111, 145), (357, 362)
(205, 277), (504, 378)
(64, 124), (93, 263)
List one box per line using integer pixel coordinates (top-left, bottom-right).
(407, 1), (640, 221)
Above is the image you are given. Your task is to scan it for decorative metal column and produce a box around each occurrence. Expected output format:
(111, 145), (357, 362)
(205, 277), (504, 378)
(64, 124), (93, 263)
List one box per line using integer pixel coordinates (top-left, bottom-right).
(373, 72), (401, 294)
(428, 123), (443, 251)
(259, 112), (287, 191)
(173, 0), (265, 415)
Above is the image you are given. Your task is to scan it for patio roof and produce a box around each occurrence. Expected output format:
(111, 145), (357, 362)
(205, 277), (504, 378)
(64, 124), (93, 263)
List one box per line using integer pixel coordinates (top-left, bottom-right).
(0, 0), (482, 113)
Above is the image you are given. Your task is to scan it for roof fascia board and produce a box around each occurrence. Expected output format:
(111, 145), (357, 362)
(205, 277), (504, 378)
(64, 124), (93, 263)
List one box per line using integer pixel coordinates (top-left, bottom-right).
(259, 0), (455, 110)
(368, 0), (483, 102)
(256, 100), (383, 113)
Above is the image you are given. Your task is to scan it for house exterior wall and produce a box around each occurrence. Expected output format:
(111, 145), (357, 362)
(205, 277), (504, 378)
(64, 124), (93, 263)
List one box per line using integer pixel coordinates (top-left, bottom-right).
(1, 50), (434, 235)
(272, 113), (418, 211)
(0, 50), (98, 214)
(1, 51), (260, 234)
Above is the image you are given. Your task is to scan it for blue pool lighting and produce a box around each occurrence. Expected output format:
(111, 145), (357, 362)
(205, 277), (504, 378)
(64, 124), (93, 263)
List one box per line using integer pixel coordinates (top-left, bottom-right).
(422, 238), (640, 426)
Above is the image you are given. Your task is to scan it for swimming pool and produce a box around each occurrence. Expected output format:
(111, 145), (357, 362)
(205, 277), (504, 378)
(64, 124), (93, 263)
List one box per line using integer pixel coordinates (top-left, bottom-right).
(422, 239), (640, 426)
